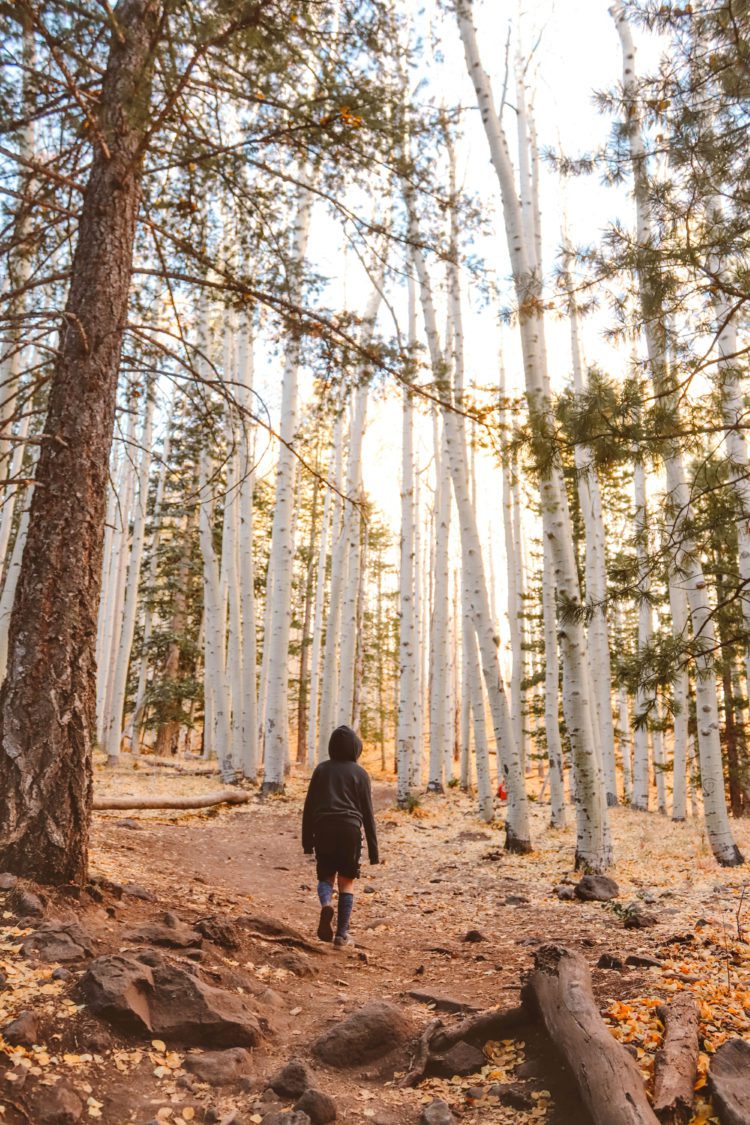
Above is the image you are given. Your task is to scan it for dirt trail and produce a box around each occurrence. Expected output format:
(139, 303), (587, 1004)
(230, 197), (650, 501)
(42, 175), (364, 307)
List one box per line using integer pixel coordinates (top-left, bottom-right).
(4, 770), (750, 1124)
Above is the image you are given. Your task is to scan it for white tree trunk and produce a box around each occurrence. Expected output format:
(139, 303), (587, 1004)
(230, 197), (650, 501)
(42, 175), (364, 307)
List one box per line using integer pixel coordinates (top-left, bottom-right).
(235, 314), (259, 779)
(632, 460), (652, 812)
(103, 386), (155, 766)
(198, 449), (234, 784)
(307, 414), (338, 767)
(457, 0), (610, 869)
(407, 224), (530, 850)
(262, 174), (316, 791)
(543, 535), (566, 827)
(396, 273), (419, 805)
(612, 1), (742, 864)
(428, 414), (452, 792)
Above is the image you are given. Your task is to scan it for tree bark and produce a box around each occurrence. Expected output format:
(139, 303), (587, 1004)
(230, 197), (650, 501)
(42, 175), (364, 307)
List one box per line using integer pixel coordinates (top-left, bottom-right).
(653, 993), (699, 1125)
(0, 0), (162, 885)
(93, 789), (250, 811)
(524, 946), (659, 1125)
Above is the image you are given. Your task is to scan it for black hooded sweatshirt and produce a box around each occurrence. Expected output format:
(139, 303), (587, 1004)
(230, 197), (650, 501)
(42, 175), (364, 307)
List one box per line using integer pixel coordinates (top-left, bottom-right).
(301, 726), (379, 864)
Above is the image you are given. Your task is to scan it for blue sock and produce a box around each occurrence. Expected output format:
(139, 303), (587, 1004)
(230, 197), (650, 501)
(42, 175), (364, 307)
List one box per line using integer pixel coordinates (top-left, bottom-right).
(337, 892), (354, 937)
(317, 880), (333, 907)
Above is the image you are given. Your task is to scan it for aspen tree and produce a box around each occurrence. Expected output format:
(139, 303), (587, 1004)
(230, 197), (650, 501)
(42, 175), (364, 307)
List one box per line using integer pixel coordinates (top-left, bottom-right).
(396, 271), (419, 805)
(456, 0), (611, 869)
(262, 173), (316, 791)
(103, 384), (156, 766)
(612, 2), (742, 864)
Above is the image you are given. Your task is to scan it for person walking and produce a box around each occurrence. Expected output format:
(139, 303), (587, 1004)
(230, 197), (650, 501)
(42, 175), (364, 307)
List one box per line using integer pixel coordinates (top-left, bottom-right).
(302, 725), (379, 947)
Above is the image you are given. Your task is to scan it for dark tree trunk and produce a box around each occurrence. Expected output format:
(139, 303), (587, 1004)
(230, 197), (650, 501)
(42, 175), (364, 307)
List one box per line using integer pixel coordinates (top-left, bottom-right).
(0, 0), (162, 884)
(723, 662), (745, 818)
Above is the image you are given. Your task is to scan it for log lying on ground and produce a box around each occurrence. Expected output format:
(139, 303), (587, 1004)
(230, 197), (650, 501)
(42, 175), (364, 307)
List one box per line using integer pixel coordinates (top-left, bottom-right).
(523, 945), (659, 1125)
(430, 1005), (527, 1052)
(93, 789), (250, 811)
(709, 1039), (750, 1125)
(653, 994), (699, 1124)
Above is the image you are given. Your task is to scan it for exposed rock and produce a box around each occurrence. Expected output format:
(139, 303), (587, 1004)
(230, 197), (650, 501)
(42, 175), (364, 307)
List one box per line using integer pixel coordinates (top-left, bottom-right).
(462, 930), (486, 943)
(29, 1081), (84, 1124)
(272, 950), (317, 977)
(195, 915), (241, 949)
(0, 873), (18, 890)
(88, 875), (124, 899)
(22, 921), (94, 963)
(259, 987), (286, 1010)
(261, 1113), (312, 1125)
(123, 912), (201, 948)
(709, 1038), (750, 1125)
(407, 990), (475, 1013)
(295, 1088), (337, 1124)
(625, 953), (661, 968)
(184, 1047), (254, 1086)
(268, 1057), (311, 1098)
(10, 888), (45, 918)
(52, 967), (73, 982)
(420, 1099), (455, 1125)
(312, 1001), (412, 1067)
(623, 907), (658, 930)
(505, 895), (529, 906)
(554, 885), (576, 901)
(122, 882), (154, 900)
(597, 953), (624, 970)
(81, 1024), (112, 1054)
(431, 1040), (485, 1078)
(515, 1059), (545, 1079)
(79, 953), (262, 1046)
(574, 875), (619, 902)
(488, 1082), (534, 1110)
(3, 1010), (38, 1046)
(237, 912), (318, 952)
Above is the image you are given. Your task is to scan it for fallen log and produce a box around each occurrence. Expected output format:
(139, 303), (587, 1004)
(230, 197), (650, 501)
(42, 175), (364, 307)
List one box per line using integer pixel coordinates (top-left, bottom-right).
(653, 994), (699, 1124)
(430, 1004), (527, 1053)
(709, 1039), (750, 1125)
(93, 789), (250, 811)
(523, 945), (659, 1125)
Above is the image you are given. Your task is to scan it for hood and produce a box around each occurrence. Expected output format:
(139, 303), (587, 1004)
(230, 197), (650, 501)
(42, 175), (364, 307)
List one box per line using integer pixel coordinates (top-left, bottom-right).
(328, 725), (363, 762)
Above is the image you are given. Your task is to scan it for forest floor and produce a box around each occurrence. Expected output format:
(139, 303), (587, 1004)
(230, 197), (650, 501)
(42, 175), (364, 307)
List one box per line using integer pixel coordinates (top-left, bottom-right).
(3, 760), (750, 1124)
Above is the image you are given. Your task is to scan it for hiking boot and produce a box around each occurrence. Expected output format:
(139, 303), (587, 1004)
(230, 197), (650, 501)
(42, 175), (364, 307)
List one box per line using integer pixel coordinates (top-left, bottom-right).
(317, 904), (334, 942)
(333, 932), (354, 949)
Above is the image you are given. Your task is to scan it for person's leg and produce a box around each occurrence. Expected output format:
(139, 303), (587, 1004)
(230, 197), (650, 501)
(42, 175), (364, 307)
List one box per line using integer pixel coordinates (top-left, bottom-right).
(335, 873), (355, 943)
(315, 851), (336, 943)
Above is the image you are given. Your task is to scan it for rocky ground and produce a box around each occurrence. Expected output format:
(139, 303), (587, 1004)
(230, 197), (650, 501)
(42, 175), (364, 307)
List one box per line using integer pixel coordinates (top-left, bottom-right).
(2, 763), (750, 1124)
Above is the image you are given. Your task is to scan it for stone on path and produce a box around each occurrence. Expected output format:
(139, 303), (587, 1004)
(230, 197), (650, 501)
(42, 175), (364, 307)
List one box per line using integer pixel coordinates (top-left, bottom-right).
(123, 911), (201, 948)
(22, 920), (94, 963)
(420, 1099), (456, 1125)
(312, 1001), (412, 1067)
(408, 990), (475, 1013)
(184, 1047), (254, 1086)
(295, 1088), (337, 1124)
(0, 873), (18, 890)
(79, 954), (262, 1046)
(268, 1057), (311, 1098)
(3, 1010), (39, 1046)
(261, 1113), (312, 1125)
(431, 1040), (485, 1078)
(574, 875), (619, 902)
(30, 1081), (84, 1124)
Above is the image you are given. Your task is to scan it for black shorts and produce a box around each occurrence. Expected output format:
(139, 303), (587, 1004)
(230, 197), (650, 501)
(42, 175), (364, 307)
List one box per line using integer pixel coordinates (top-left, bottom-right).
(314, 816), (362, 881)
